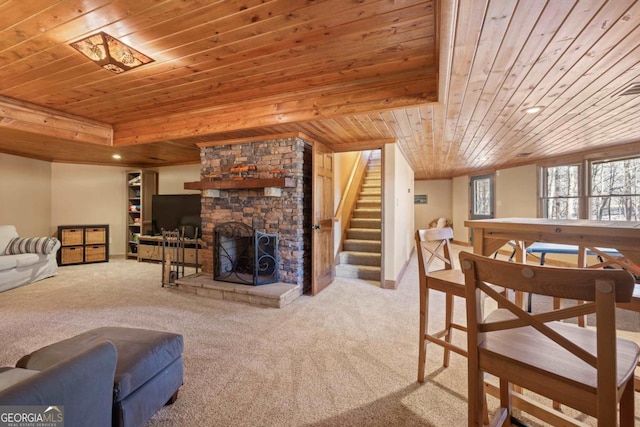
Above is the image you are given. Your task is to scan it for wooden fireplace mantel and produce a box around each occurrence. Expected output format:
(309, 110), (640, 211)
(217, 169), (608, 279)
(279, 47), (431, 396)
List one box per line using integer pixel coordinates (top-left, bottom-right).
(184, 177), (296, 191)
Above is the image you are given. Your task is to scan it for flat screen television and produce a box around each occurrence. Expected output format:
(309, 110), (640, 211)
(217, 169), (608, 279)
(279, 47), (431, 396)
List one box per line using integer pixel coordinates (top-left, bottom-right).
(151, 194), (201, 238)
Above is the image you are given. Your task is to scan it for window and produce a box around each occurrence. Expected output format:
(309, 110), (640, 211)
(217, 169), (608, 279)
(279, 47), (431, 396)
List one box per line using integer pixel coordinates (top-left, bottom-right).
(541, 165), (580, 219)
(589, 158), (640, 221)
(541, 156), (640, 221)
(470, 174), (494, 219)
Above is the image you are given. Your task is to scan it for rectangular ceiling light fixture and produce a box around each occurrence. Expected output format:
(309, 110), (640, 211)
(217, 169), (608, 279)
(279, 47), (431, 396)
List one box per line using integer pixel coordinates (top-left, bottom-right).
(70, 32), (153, 74)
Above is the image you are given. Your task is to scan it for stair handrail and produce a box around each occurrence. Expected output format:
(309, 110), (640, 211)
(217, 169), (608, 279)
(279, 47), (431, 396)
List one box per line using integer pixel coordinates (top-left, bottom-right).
(334, 150), (373, 251)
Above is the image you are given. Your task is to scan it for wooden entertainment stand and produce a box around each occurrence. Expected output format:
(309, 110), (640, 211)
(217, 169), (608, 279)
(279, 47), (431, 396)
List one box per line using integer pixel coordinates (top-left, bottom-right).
(136, 235), (204, 267)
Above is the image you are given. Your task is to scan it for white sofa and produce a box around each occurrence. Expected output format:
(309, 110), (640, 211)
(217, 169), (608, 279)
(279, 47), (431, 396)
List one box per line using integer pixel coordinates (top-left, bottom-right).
(0, 225), (61, 293)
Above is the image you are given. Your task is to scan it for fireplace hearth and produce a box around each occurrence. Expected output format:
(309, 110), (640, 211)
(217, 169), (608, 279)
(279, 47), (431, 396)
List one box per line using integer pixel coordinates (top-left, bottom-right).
(214, 222), (279, 286)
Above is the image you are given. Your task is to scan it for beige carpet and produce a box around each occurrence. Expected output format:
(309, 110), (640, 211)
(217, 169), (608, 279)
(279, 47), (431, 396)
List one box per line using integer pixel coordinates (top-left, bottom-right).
(0, 249), (638, 426)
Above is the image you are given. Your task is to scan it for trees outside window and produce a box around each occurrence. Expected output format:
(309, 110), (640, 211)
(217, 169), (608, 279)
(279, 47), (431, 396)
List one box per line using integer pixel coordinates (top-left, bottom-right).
(542, 165), (580, 219)
(541, 157), (640, 221)
(470, 174), (494, 219)
(473, 179), (491, 216)
(590, 158), (640, 221)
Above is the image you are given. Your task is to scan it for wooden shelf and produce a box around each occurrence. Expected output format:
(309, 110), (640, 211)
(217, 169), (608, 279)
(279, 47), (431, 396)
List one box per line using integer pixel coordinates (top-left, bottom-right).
(184, 177), (295, 190)
(126, 170), (158, 260)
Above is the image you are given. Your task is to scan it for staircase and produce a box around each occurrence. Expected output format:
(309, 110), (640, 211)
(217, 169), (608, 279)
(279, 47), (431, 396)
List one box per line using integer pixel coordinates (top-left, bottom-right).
(335, 152), (382, 284)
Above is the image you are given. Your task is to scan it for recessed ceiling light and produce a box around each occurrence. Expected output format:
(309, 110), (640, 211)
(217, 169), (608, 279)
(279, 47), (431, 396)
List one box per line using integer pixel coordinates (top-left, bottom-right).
(112, 154), (122, 159)
(523, 106), (542, 114)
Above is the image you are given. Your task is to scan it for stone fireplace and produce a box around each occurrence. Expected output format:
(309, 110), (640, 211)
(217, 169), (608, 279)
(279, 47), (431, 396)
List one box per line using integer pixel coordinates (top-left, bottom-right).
(198, 135), (312, 292)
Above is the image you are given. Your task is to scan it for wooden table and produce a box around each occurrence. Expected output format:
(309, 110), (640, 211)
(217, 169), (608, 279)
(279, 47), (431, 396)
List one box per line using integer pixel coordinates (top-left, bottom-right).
(465, 218), (640, 276)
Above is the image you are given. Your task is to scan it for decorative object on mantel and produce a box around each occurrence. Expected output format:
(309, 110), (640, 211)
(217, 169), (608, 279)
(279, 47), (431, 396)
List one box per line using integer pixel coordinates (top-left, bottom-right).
(229, 163), (257, 180)
(229, 163), (257, 173)
(269, 168), (287, 178)
(203, 173), (220, 180)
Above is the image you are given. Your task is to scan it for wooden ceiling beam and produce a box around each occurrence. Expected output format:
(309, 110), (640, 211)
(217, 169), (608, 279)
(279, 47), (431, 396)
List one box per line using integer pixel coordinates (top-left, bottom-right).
(195, 132), (309, 148)
(330, 138), (397, 152)
(113, 73), (437, 146)
(0, 96), (113, 146)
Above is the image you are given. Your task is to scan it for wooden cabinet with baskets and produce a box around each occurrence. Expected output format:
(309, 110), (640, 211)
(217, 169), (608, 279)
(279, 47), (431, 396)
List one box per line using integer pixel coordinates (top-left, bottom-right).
(58, 225), (109, 266)
(137, 235), (204, 266)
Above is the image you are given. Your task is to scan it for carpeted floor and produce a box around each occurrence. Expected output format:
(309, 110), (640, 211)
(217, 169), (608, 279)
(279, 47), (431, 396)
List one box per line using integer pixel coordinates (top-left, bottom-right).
(0, 248), (638, 426)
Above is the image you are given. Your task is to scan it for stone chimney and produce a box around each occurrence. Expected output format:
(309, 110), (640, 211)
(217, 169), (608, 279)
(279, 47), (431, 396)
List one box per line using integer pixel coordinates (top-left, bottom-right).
(198, 135), (312, 291)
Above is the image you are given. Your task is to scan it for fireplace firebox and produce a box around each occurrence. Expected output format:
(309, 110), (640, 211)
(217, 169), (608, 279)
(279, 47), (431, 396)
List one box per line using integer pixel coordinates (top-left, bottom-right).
(214, 222), (279, 286)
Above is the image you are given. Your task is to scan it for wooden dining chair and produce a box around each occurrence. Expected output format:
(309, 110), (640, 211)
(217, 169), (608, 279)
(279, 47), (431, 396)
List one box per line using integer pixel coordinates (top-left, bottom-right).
(460, 252), (639, 427)
(618, 283), (640, 393)
(415, 228), (467, 382)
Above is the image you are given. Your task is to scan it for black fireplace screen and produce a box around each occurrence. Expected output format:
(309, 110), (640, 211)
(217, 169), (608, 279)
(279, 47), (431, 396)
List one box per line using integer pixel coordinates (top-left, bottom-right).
(214, 222), (279, 286)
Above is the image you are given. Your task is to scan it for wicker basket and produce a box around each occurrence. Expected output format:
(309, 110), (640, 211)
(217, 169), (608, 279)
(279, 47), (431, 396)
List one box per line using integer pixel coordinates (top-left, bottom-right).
(61, 246), (84, 264)
(85, 228), (106, 245)
(61, 228), (84, 246)
(85, 245), (106, 262)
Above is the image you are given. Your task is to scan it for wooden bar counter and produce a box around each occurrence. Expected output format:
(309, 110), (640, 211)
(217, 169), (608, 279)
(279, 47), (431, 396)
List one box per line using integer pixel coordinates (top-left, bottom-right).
(465, 217), (640, 275)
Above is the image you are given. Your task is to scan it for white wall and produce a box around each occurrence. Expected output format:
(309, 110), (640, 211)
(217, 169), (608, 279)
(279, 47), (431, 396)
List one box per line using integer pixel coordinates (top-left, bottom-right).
(51, 164), (128, 254)
(0, 153), (52, 237)
(383, 143), (414, 284)
(495, 164), (537, 218)
(156, 164), (201, 194)
(50, 163), (202, 256)
(414, 179), (453, 230)
(452, 165), (538, 244)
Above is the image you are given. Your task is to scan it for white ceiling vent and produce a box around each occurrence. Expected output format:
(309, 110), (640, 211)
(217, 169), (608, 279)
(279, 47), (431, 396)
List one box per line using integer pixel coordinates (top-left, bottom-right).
(617, 83), (640, 96)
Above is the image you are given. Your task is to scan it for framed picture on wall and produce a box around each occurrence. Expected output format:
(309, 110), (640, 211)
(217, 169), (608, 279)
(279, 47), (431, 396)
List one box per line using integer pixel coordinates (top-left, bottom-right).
(414, 195), (428, 204)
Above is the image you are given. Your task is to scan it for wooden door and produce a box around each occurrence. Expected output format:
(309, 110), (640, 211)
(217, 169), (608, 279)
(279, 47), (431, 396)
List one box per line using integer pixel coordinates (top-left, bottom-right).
(312, 141), (334, 295)
(470, 174), (495, 220)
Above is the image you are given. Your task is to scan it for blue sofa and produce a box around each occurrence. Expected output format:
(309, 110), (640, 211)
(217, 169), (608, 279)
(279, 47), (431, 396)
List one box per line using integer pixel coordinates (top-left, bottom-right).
(15, 327), (184, 427)
(0, 341), (117, 427)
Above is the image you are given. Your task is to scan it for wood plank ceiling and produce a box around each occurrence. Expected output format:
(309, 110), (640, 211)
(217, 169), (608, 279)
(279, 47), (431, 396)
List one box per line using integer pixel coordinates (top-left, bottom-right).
(0, 0), (639, 179)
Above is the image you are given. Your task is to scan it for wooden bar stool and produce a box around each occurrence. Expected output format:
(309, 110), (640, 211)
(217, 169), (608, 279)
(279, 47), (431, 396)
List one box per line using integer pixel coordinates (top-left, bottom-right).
(618, 283), (640, 392)
(461, 252), (639, 427)
(415, 228), (467, 382)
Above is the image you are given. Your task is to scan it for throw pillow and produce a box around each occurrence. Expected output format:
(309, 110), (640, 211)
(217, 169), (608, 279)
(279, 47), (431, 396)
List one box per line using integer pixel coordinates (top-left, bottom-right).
(4, 237), (59, 255)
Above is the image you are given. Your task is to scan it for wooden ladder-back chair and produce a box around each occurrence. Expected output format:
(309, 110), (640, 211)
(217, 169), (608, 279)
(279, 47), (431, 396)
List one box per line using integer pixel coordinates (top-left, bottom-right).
(460, 252), (639, 427)
(416, 228), (467, 382)
(618, 283), (640, 393)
